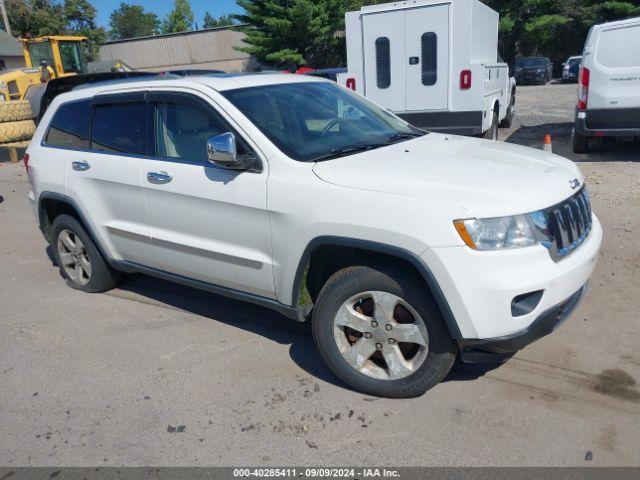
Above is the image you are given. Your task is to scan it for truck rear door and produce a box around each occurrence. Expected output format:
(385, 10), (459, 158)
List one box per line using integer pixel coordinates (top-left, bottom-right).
(362, 9), (406, 112)
(404, 4), (450, 111)
(590, 22), (640, 112)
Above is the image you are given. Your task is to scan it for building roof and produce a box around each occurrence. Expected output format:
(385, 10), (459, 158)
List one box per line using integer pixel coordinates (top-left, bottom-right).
(0, 30), (23, 57)
(103, 25), (247, 45)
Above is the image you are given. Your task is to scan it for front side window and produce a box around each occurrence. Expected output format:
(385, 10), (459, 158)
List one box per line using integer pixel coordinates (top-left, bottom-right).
(152, 97), (254, 164)
(223, 82), (424, 162)
(375, 37), (391, 89)
(45, 100), (92, 149)
(59, 41), (86, 74)
(421, 32), (437, 86)
(28, 41), (54, 67)
(91, 103), (147, 155)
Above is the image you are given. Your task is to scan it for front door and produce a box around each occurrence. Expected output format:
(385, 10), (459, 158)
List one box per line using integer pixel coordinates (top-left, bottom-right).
(141, 91), (275, 299)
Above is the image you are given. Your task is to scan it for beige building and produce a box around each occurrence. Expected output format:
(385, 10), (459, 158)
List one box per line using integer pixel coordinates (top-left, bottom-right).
(99, 26), (259, 73)
(0, 29), (25, 71)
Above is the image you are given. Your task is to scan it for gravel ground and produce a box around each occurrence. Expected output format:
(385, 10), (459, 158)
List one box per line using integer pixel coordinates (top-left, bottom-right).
(0, 83), (639, 467)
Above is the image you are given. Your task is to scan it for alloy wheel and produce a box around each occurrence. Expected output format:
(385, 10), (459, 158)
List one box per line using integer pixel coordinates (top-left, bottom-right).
(57, 229), (91, 286)
(333, 291), (429, 380)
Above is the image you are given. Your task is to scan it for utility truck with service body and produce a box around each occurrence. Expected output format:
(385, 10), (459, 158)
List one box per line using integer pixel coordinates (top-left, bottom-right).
(337, 0), (516, 138)
(25, 73), (601, 398)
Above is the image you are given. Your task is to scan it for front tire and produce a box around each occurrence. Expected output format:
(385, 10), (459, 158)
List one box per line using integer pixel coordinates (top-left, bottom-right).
(312, 265), (457, 398)
(51, 214), (121, 293)
(500, 93), (516, 129)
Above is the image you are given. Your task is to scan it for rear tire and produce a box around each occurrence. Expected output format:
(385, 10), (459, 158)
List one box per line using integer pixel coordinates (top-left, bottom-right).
(500, 93), (515, 128)
(572, 130), (590, 154)
(483, 109), (499, 141)
(51, 214), (121, 293)
(312, 265), (457, 398)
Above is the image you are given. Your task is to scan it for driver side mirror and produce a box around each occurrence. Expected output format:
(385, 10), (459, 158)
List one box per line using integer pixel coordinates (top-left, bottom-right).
(207, 132), (255, 171)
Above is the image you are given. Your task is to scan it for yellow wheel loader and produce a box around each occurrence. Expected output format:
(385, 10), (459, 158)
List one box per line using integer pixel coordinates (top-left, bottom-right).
(0, 36), (88, 102)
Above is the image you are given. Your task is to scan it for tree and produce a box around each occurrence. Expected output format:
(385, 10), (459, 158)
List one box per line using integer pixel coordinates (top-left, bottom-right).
(62, 0), (106, 60)
(202, 12), (235, 29)
(162, 0), (194, 34)
(5, 0), (105, 60)
(109, 2), (160, 40)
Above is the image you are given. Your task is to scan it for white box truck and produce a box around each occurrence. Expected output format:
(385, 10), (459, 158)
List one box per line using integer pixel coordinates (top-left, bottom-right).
(572, 16), (640, 153)
(338, 0), (516, 138)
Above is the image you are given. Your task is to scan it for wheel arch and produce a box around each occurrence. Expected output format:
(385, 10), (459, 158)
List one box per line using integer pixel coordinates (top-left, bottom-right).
(38, 191), (113, 266)
(291, 236), (463, 340)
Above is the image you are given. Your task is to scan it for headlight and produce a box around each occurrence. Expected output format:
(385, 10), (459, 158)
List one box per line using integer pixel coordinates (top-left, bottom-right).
(454, 211), (553, 251)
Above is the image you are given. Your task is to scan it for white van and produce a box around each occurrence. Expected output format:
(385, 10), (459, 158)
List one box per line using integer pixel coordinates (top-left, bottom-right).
(573, 16), (640, 153)
(337, 0), (516, 139)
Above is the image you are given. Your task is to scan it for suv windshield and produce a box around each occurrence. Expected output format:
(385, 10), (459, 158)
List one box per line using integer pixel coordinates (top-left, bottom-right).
(517, 58), (547, 68)
(222, 82), (425, 162)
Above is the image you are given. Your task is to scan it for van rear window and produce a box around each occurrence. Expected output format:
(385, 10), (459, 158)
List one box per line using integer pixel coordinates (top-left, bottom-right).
(45, 100), (91, 149)
(597, 26), (640, 68)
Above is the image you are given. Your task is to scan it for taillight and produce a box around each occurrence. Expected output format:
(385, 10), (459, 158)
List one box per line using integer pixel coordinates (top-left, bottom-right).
(577, 67), (590, 110)
(460, 70), (472, 90)
(23, 153), (29, 174)
(346, 77), (356, 91)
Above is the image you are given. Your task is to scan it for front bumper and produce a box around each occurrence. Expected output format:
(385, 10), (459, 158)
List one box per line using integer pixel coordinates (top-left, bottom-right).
(459, 284), (587, 363)
(421, 214), (602, 352)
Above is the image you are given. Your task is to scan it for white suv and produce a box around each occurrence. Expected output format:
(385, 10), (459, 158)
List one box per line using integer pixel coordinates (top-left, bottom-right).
(26, 74), (602, 398)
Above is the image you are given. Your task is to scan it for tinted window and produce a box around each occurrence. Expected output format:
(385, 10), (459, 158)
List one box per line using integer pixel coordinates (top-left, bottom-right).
(91, 103), (147, 155)
(154, 98), (253, 163)
(375, 37), (391, 89)
(45, 100), (91, 149)
(421, 32), (437, 86)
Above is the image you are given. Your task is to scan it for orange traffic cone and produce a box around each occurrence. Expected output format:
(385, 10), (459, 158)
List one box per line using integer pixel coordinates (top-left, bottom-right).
(543, 134), (553, 153)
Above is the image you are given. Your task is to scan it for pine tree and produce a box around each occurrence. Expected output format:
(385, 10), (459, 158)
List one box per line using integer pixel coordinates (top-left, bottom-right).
(162, 0), (194, 34)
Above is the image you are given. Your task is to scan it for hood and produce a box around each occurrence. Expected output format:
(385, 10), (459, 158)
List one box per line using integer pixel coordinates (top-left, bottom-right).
(312, 133), (584, 218)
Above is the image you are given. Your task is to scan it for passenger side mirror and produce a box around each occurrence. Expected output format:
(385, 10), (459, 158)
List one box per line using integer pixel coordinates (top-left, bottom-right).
(207, 132), (254, 171)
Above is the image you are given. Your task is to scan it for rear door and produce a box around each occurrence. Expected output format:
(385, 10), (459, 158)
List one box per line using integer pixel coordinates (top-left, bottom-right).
(590, 22), (640, 111)
(404, 4), (450, 111)
(63, 92), (156, 266)
(362, 9), (406, 112)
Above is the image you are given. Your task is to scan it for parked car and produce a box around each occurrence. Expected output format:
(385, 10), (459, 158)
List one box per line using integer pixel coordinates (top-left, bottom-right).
(338, 0), (516, 139)
(561, 56), (582, 83)
(514, 57), (553, 85)
(303, 67), (348, 82)
(573, 16), (640, 153)
(25, 74), (602, 398)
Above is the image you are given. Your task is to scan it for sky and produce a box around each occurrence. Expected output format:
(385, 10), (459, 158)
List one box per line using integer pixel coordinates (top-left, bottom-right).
(94, 0), (243, 29)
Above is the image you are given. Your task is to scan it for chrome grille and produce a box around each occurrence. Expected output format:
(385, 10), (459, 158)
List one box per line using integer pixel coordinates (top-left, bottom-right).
(545, 187), (592, 260)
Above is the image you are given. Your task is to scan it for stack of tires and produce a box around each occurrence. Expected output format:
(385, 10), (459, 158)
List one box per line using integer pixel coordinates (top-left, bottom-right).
(0, 100), (36, 144)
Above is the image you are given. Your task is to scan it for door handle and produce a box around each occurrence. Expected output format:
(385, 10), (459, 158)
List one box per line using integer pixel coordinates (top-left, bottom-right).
(147, 171), (173, 184)
(72, 161), (91, 172)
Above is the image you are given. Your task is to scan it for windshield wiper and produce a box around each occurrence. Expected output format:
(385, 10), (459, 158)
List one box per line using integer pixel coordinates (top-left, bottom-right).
(384, 131), (426, 144)
(310, 144), (384, 162)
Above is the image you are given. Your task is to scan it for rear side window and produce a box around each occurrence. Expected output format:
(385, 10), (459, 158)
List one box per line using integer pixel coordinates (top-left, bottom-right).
(91, 103), (147, 155)
(421, 32), (437, 86)
(45, 100), (91, 149)
(597, 26), (640, 68)
(375, 37), (391, 89)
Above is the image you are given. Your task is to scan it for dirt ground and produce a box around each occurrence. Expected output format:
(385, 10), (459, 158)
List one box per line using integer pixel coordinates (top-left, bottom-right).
(0, 82), (639, 467)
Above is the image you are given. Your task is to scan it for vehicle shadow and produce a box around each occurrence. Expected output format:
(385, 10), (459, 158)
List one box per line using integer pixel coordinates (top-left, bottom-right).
(504, 122), (640, 163)
(112, 272), (500, 394)
(115, 273), (350, 389)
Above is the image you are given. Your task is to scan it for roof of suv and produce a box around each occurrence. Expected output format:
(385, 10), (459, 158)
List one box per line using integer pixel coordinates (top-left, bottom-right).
(69, 73), (326, 99)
